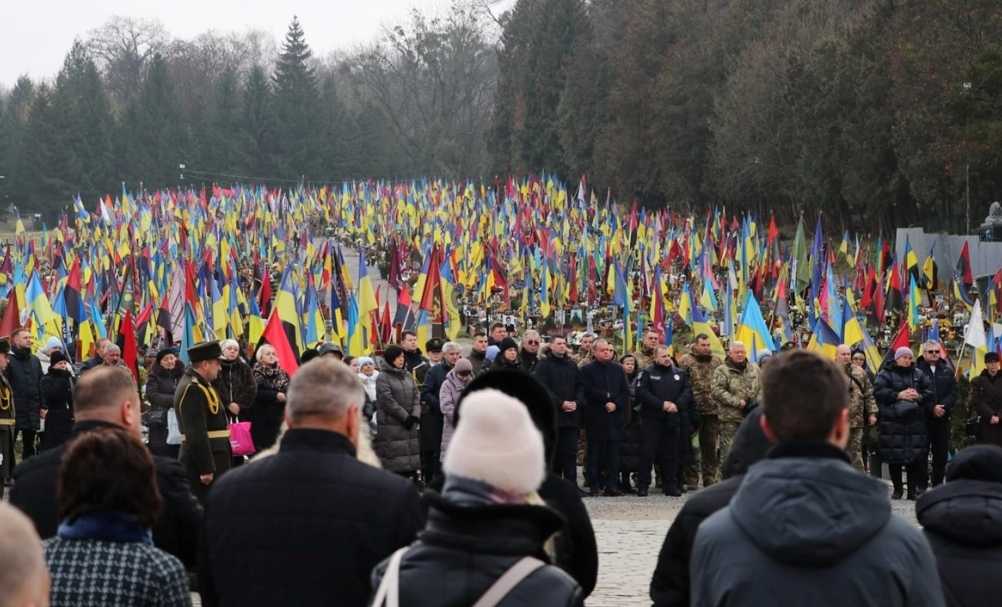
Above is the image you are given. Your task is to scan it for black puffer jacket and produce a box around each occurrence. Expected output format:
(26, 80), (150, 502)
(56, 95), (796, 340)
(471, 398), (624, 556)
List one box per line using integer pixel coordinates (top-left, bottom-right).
(371, 488), (582, 607)
(7, 347), (43, 430)
(145, 364), (183, 411)
(874, 364), (934, 465)
(916, 445), (1002, 607)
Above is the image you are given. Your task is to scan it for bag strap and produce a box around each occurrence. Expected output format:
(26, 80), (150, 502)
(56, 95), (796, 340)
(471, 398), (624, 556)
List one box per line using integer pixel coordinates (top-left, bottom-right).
(371, 547), (407, 607)
(472, 557), (545, 607)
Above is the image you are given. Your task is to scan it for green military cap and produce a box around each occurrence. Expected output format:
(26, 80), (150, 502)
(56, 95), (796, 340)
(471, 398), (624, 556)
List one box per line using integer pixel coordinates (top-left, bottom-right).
(188, 340), (223, 363)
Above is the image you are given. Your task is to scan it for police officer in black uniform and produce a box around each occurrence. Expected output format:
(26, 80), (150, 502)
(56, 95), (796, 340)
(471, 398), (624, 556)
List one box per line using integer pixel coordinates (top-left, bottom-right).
(635, 345), (693, 497)
(175, 340), (231, 503)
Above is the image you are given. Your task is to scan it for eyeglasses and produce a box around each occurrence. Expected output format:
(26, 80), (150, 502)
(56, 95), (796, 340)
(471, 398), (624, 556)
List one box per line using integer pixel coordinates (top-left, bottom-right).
(525, 340), (539, 345)
(926, 350), (940, 354)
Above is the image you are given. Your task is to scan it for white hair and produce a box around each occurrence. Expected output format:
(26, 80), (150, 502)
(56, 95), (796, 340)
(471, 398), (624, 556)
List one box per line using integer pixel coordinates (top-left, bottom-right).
(286, 358), (364, 422)
(221, 339), (240, 350)
(442, 341), (462, 354)
(255, 344), (276, 362)
(729, 340), (746, 352)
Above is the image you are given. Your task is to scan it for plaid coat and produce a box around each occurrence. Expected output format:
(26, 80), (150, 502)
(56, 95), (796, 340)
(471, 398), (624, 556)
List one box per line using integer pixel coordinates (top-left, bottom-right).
(45, 536), (191, 606)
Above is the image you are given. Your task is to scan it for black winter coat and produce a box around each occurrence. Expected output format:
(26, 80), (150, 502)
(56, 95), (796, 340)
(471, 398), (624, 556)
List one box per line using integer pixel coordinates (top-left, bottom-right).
(970, 370), (1002, 447)
(533, 353), (585, 428)
(146, 365), (182, 411)
(916, 359), (958, 424)
(519, 349), (539, 374)
(637, 363), (693, 427)
(371, 491), (583, 607)
(7, 347), (42, 430)
(10, 420), (203, 568)
(39, 368), (74, 450)
(539, 474), (598, 598)
(874, 365), (934, 465)
(579, 360), (629, 441)
(916, 445), (1002, 607)
(200, 429), (424, 607)
(620, 371), (644, 473)
(214, 358), (256, 415)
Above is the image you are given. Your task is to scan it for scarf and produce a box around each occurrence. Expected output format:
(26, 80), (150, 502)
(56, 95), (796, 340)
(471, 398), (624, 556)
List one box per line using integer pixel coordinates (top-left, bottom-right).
(443, 475), (530, 506)
(58, 512), (153, 545)
(254, 362), (290, 392)
(727, 358), (748, 372)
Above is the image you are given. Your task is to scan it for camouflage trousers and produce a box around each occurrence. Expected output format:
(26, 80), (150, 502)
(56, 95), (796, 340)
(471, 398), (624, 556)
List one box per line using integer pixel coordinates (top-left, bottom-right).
(684, 414), (721, 487)
(718, 421), (742, 472)
(848, 428), (865, 472)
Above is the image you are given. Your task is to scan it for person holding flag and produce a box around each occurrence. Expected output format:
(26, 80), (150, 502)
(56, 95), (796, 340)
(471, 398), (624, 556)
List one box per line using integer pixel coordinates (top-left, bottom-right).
(175, 340), (231, 503)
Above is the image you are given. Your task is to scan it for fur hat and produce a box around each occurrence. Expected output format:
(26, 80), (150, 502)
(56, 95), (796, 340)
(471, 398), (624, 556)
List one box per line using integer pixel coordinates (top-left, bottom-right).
(383, 345), (405, 366)
(155, 348), (178, 366)
(498, 337), (519, 354)
(443, 389), (545, 495)
(48, 350), (69, 368)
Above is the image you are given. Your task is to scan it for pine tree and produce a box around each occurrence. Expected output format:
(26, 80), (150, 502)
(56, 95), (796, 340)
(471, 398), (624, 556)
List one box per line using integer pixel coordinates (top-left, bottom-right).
(242, 64), (277, 178)
(122, 53), (189, 189)
(209, 67), (251, 175)
(272, 16), (323, 179)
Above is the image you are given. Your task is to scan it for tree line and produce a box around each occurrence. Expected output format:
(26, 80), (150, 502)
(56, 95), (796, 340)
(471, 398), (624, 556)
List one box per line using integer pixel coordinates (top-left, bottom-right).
(1, 1), (1000, 232)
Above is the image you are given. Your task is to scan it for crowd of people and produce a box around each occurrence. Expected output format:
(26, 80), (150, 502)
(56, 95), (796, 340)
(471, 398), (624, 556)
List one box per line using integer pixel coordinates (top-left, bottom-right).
(0, 320), (1001, 606)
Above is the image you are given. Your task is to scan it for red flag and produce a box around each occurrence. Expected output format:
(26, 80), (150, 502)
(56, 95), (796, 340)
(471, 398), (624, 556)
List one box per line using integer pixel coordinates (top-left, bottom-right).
(119, 310), (139, 381)
(0, 289), (19, 338)
(957, 240), (974, 286)
(261, 309), (299, 376)
(767, 214), (779, 246)
(419, 247), (442, 313)
(258, 267), (273, 317)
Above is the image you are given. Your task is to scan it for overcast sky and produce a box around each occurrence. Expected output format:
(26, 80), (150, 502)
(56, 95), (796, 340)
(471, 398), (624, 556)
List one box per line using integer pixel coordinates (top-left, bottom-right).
(0, 0), (510, 87)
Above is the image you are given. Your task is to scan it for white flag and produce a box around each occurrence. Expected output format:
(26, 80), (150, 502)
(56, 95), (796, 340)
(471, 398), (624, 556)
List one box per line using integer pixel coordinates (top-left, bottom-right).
(964, 299), (987, 350)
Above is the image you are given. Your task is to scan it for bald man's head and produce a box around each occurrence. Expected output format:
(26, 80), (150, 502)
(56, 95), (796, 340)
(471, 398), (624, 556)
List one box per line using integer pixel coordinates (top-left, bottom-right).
(836, 344), (852, 365)
(0, 502), (49, 607)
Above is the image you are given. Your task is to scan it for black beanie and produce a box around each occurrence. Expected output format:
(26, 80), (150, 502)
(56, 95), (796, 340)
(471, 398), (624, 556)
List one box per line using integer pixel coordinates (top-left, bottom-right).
(457, 368), (557, 467)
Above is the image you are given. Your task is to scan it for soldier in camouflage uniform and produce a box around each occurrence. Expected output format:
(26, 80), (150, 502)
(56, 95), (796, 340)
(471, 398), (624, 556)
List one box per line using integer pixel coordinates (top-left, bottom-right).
(710, 341), (761, 465)
(835, 345), (879, 471)
(0, 341), (14, 499)
(633, 329), (660, 372)
(678, 334), (723, 487)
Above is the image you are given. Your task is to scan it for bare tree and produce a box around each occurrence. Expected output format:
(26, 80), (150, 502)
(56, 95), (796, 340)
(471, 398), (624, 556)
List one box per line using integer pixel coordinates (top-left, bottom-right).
(86, 17), (169, 109)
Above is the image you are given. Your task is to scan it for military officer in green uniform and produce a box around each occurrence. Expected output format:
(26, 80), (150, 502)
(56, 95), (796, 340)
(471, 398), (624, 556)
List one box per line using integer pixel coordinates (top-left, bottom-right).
(176, 340), (230, 502)
(0, 341), (14, 498)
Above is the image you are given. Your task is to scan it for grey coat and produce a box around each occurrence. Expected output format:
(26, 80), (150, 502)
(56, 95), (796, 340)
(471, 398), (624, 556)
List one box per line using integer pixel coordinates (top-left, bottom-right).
(438, 369), (470, 460)
(691, 442), (944, 607)
(374, 366), (421, 473)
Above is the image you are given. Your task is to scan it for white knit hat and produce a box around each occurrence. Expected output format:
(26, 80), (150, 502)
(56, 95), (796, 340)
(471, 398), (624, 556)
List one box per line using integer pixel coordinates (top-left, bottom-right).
(443, 389), (545, 495)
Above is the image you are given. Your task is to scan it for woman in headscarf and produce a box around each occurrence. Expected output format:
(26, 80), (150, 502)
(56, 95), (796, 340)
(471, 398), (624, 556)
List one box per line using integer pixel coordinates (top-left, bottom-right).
(356, 356), (379, 436)
(438, 357), (474, 459)
(251, 344), (290, 452)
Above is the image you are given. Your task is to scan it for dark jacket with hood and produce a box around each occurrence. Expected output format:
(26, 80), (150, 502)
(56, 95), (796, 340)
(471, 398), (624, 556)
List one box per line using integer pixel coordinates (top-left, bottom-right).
(533, 352), (585, 428)
(874, 363), (935, 464)
(519, 348), (539, 374)
(650, 408), (772, 607)
(7, 345), (43, 430)
(371, 479), (583, 607)
(145, 363), (183, 411)
(691, 440), (944, 607)
(916, 445), (1002, 607)
(420, 361), (451, 452)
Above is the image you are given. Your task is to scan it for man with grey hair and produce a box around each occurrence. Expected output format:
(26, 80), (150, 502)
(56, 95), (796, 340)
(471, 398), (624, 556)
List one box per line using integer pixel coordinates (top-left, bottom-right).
(0, 502), (49, 607)
(419, 341), (462, 483)
(916, 339), (956, 489)
(711, 341), (761, 464)
(200, 357), (423, 607)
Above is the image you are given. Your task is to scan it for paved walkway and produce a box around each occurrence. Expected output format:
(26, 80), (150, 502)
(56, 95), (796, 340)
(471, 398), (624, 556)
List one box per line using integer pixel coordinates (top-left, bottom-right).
(584, 486), (920, 606)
